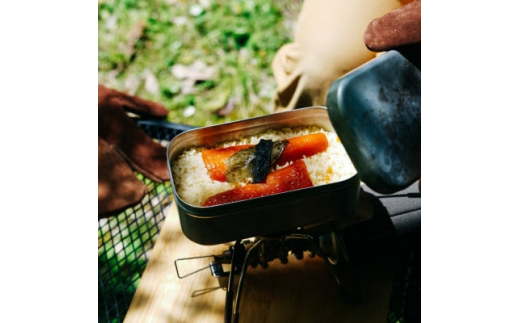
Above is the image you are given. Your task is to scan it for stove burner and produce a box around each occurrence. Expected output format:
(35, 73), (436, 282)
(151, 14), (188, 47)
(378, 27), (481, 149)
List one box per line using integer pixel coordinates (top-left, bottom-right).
(174, 223), (359, 323)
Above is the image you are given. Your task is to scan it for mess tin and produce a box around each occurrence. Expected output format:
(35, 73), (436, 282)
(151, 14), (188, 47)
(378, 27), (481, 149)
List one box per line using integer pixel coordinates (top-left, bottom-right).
(327, 50), (421, 194)
(166, 51), (420, 245)
(166, 107), (361, 245)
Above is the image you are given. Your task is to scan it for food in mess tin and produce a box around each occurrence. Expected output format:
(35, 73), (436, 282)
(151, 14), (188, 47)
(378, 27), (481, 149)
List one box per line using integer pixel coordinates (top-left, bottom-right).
(172, 126), (357, 206)
(203, 159), (313, 206)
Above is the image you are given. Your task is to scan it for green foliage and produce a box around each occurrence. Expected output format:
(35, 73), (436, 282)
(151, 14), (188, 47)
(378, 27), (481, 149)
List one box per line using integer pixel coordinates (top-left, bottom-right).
(98, 0), (301, 126)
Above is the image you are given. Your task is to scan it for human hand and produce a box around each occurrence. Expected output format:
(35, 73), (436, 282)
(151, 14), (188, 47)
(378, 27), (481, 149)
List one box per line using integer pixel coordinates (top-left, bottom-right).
(98, 84), (169, 218)
(363, 0), (421, 52)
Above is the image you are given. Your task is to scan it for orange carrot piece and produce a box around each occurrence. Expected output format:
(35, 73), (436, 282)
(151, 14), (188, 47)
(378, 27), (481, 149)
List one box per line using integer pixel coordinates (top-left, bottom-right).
(202, 159), (313, 206)
(201, 132), (328, 182)
(275, 132), (328, 167)
(201, 144), (254, 182)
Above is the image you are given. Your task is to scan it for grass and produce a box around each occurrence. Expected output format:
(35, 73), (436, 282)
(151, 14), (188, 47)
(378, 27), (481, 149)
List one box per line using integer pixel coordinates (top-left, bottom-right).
(98, 3), (302, 321)
(98, 0), (303, 127)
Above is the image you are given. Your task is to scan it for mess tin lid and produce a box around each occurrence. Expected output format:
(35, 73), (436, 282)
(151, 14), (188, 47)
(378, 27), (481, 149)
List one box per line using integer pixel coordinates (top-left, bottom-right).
(326, 50), (420, 194)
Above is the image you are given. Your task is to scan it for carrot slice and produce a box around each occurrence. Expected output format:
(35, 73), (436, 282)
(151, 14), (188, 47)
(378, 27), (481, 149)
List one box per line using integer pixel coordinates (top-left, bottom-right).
(202, 159), (313, 206)
(201, 132), (328, 182)
(275, 132), (328, 167)
(201, 144), (254, 182)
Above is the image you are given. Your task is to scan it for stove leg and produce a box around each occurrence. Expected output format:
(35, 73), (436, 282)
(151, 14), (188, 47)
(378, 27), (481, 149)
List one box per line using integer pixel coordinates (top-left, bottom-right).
(223, 239), (263, 323)
(224, 240), (242, 323)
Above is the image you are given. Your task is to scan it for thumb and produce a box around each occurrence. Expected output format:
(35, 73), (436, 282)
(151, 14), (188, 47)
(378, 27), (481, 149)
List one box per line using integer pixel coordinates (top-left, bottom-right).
(363, 0), (421, 52)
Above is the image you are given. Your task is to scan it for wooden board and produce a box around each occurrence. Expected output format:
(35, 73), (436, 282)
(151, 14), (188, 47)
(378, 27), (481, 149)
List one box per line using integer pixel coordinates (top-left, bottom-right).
(124, 199), (397, 323)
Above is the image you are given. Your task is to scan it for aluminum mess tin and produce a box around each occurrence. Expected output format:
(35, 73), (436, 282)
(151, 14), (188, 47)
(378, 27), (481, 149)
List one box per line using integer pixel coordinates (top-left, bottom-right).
(166, 107), (361, 245)
(326, 50), (421, 194)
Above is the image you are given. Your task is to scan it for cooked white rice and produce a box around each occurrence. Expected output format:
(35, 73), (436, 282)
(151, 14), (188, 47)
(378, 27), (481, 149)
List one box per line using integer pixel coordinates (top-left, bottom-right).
(172, 126), (357, 206)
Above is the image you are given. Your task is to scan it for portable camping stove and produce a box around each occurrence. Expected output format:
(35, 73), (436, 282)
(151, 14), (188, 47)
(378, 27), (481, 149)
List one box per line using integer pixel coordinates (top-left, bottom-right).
(174, 221), (359, 323)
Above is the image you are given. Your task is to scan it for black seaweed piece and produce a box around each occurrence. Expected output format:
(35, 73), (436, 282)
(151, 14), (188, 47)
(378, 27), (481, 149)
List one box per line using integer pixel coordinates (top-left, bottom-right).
(252, 139), (273, 183)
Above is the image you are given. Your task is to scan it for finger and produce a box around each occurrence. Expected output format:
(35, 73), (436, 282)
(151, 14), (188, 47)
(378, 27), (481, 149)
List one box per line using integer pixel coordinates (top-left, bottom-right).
(98, 138), (148, 218)
(363, 0), (421, 52)
(99, 84), (169, 119)
(118, 94), (169, 119)
(98, 103), (169, 182)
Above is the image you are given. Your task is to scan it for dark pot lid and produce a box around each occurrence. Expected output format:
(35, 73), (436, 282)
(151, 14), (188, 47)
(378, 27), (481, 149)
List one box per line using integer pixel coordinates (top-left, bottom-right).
(326, 51), (421, 194)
